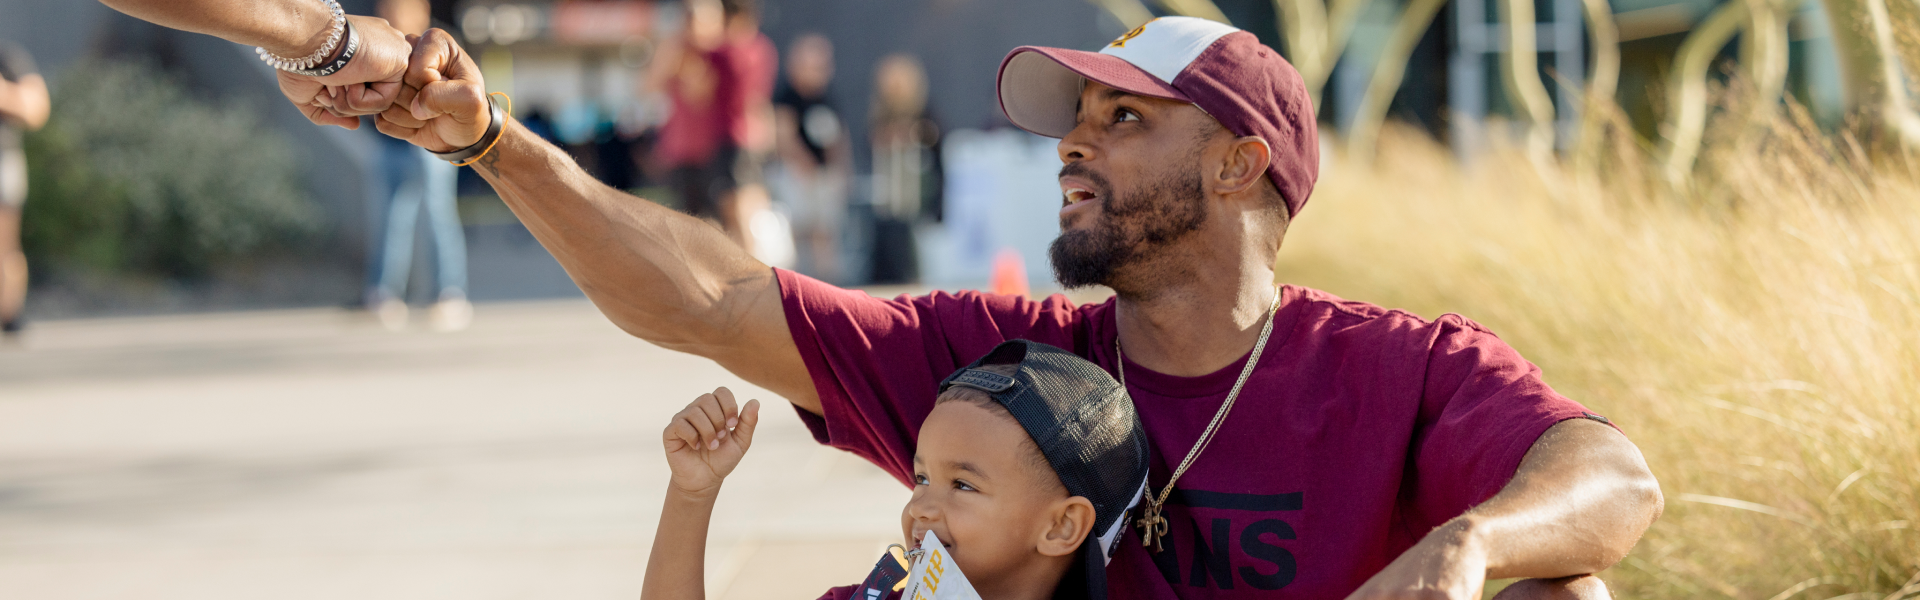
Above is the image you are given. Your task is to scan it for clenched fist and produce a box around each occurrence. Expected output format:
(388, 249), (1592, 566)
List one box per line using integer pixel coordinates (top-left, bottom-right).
(275, 15), (412, 129)
(662, 387), (762, 498)
(373, 28), (490, 153)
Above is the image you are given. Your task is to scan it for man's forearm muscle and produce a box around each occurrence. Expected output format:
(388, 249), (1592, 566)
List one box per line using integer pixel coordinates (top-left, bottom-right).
(1347, 419), (1662, 599)
(468, 123), (821, 411)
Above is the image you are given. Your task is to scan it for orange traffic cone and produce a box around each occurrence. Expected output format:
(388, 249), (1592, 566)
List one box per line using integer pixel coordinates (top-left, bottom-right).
(990, 248), (1030, 298)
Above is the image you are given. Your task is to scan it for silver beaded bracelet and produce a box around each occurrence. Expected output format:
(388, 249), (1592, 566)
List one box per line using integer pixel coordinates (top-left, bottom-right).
(286, 19), (358, 78)
(255, 0), (347, 73)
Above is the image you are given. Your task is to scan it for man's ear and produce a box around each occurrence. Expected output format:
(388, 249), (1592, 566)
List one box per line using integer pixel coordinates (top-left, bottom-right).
(1212, 135), (1273, 197)
(1037, 496), (1098, 558)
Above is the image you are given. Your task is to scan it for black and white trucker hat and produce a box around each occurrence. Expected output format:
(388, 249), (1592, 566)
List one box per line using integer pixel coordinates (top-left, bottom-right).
(938, 339), (1151, 600)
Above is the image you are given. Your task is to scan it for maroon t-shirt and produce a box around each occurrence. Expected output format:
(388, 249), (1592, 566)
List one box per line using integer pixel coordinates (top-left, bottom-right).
(779, 269), (1601, 599)
(711, 32), (776, 149)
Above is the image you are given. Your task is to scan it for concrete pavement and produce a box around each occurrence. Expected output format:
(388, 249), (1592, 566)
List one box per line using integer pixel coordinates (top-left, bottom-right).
(0, 301), (912, 599)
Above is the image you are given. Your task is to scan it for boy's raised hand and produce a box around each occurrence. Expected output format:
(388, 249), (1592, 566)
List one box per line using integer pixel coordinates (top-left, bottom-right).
(662, 387), (761, 497)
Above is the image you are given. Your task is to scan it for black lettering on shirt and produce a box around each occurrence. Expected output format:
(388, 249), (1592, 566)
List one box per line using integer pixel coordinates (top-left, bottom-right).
(1152, 523), (1181, 583)
(1238, 519), (1298, 590)
(1188, 518), (1235, 589)
(1148, 488), (1304, 591)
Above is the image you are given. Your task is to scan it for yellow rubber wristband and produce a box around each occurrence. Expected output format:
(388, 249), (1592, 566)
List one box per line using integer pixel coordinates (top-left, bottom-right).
(453, 92), (512, 167)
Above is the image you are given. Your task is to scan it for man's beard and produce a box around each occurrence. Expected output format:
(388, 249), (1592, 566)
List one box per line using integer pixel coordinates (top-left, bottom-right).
(1048, 161), (1208, 290)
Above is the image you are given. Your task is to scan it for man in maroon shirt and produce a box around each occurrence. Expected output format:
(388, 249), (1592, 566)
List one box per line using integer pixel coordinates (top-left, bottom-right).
(377, 17), (1662, 599)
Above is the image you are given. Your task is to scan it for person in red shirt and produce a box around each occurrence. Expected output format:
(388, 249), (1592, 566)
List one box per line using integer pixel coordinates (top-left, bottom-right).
(380, 17), (1662, 599)
(649, 0), (777, 254)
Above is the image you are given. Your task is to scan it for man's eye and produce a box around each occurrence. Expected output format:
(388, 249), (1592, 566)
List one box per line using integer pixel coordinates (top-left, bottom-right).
(1115, 109), (1140, 123)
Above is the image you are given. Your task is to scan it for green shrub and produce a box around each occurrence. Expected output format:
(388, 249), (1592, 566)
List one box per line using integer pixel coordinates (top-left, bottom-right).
(22, 60), (318, 279)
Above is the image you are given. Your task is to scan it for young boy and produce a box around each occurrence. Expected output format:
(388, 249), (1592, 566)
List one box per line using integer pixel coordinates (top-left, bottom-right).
(643, 339), (1151, 600)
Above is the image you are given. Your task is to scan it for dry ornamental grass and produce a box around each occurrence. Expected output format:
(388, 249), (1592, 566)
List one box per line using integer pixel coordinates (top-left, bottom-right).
(1275, 115), (1920, 598)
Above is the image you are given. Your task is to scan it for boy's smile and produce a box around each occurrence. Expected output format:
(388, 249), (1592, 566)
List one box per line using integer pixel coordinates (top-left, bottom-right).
(903, 399), (1083, 600)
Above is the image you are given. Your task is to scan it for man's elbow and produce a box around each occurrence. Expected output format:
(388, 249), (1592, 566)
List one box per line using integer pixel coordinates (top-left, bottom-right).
(1596, 452), (1664, 567)
(1623, 460), (1665, 534)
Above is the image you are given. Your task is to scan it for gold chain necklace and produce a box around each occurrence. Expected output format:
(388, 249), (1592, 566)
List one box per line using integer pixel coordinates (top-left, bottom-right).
(1122, 285), (1282, 552)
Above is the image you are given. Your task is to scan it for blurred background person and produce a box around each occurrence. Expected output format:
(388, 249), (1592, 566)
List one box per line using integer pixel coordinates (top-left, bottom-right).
(648, 0), (779, 261)
(0, 39), (47, 338)
(865, 53), (940, 285)
(771, 33), (850, 283)
(363, 0), (470, 332)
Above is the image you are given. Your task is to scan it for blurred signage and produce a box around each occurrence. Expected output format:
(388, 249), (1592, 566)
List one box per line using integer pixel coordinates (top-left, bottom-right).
(461, 0), (653, 46)
(551, 1), (654, 44)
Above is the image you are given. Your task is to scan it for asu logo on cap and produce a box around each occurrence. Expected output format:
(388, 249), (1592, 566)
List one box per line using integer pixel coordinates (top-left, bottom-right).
(1095, 17), (1238, 85)
(1108, 22), (1149, 48)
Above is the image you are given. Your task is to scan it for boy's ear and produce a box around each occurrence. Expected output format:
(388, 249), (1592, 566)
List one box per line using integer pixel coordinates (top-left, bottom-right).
(1036, 496), (1097, 558)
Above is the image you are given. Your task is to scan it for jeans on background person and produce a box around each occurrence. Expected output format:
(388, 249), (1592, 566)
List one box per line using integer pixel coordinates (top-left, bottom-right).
(366, 135), (471, 332)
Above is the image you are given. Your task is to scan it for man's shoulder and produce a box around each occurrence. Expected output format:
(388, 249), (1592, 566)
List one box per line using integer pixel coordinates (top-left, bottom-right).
(1288, 284), (1434, 328)
(779, 269), (1106, 326)
(1284, 285), (1492, 347)
(911, 287), (1109, 321)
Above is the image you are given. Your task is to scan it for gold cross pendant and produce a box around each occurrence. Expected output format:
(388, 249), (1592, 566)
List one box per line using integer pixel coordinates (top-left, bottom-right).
(1135, 496), (1169, 552)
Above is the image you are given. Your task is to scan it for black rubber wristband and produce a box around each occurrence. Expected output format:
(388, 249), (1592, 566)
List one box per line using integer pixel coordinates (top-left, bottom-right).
(290, 20), (358, 78)
(431, 98), (505, 163)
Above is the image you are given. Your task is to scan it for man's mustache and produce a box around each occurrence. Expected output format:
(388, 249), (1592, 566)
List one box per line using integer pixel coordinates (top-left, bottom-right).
(1059, 163), (1113, 201)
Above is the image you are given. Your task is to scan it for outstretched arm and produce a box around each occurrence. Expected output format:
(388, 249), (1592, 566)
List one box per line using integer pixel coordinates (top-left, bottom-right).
(98, 0), (334, 56)
(645, 388), (762, 600)
(374, 29), (823, 413)
(95, 0), (413, 127)
(1346, 418), (1663, 599)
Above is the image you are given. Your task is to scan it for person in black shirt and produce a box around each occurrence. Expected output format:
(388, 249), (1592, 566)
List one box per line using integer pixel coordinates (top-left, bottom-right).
(866, 53), (941, 285)
(771, 34), (851, 283)
(0, 40), (48, 336)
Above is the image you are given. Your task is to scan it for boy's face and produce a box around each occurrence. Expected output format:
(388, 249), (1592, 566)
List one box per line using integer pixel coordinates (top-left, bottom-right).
(903, 400), (1083, 594)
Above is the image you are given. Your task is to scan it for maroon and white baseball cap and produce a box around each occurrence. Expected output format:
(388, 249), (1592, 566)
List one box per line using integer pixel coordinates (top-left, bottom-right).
(997, 17), (1319, 217)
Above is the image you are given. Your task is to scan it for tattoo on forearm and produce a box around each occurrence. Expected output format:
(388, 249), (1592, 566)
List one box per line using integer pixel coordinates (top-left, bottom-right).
(476, 142), (503, 177)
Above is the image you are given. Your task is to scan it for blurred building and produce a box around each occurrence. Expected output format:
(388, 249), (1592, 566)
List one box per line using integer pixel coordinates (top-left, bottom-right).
(1307, 0), (1846, 153)
(0, 0), (382, 284)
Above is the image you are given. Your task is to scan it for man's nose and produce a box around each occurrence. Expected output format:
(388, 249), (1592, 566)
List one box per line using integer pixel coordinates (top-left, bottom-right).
(1057, 122), (1097, 164)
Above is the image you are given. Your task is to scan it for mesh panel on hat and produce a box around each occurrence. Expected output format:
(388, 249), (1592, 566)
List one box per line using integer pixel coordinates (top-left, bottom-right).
(943, 341), (1151, 537)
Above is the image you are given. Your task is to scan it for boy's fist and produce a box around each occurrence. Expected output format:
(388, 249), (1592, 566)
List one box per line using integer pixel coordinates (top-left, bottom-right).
(663, 387), (761, 497)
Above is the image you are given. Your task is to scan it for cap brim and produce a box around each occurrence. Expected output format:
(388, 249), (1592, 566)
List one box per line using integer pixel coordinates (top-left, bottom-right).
(997, 46), (1192, 138)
